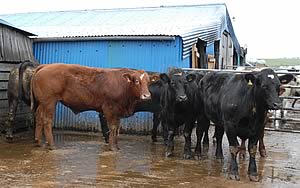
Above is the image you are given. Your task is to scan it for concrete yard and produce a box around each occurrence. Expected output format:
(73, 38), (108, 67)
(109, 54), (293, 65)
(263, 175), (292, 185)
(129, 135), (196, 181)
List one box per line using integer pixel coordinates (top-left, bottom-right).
(0, 128), (299, 188)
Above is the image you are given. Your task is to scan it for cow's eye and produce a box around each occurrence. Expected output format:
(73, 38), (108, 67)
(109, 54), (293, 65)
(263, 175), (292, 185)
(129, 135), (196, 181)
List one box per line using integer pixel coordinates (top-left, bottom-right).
(135, 80), (140, 85)
(261, 85), (267, 89)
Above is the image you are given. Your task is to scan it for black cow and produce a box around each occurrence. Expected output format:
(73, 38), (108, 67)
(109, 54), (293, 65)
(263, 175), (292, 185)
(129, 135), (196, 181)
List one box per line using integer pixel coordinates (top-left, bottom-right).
(198, 69), (293, 181)
(160, 68), (204, 159)
(6, 60), (39, 139)
(99, 71), (166, 143)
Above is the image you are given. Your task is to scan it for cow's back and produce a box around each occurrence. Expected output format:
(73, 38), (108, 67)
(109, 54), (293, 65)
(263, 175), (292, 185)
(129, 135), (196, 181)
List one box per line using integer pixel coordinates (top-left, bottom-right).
(32, 64), (130, 113)
(200, 72), (251, 124)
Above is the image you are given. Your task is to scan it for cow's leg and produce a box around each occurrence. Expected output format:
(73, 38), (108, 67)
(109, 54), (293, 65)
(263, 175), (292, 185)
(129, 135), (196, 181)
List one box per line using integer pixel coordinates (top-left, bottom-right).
(215, 125), (224, 159)
(5, 99), (18, 140)
(165, 122), (175, 157)
(239, 139), (246, 159)
(226, 128), (240, 181)
(107, 118), (120, 151)
(161, 119), (168, 146)
(99, 113), (109, 143)
(212, 125), (217, 145)
(202, 125), (209, 146)
(259, 129), (266, 157)
(30, 112), (36, 141)
(35, 105), (44, 147)
(248, 138), (259, 182)
(43, 102), (56, 150)
(195, 116), (209, 160)
(151, 112), (160, 142)
(183, 120), (194, 159)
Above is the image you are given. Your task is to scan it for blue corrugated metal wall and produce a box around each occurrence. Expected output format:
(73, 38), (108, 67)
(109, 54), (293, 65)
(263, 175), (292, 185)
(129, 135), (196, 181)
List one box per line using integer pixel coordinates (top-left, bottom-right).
(33, 37), (190, 133)
(206, 43), (214, 55)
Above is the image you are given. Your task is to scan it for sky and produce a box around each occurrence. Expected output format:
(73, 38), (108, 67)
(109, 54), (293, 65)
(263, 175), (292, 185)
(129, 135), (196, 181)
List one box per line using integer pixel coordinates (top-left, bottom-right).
(0, 0), (299, 59)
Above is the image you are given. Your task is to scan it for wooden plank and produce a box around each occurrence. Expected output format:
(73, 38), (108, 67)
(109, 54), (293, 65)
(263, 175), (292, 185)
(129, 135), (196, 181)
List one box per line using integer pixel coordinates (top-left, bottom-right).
(192, 44), (197, 68)
(0, 100), (29, 109)
(0, 63), (18, 72)
(0, 25), (4, 61)
(0, 108), (32, 116)
(0, 113), (33, 131)
(0, 72), (9, 81)
(2, 27), (15, 62)
(0, 91), (7, 100)
(0, 82), (8, 90)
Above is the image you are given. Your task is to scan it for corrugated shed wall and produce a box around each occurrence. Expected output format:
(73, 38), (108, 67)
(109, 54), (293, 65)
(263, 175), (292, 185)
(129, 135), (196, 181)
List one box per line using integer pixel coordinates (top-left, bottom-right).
(33, 37), (189, 133)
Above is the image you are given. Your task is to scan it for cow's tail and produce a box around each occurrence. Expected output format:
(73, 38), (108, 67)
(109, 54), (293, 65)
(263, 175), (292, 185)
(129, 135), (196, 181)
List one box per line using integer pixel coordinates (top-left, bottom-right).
(17, 61), (26, 102)
(18, 60), (38, 101)
(30, 64), (45, 112)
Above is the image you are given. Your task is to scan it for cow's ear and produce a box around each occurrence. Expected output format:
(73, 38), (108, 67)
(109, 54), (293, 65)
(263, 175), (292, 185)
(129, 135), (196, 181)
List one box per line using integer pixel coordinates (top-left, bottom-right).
(279, 74), (294, 84)
(186, 74), (196, 82)
(279, 86), (286, 95)
(137, 70), (145, 74)
(160, 73), (170, 84)
(245, 73), (256, 86)
(123, 73), (134, 83)
(149, 75), (160, 83)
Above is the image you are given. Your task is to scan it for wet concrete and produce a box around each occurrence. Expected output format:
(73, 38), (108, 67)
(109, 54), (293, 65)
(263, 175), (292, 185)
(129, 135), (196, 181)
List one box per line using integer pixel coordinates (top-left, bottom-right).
(0, 129), (299, 188)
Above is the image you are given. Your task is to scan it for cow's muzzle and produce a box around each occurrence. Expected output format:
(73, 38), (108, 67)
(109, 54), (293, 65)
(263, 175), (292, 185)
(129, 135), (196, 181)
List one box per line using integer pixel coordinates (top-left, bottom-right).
(270, 102), (282, 110)
(141, 93), (151, 100)
(176, 95), (187, 102)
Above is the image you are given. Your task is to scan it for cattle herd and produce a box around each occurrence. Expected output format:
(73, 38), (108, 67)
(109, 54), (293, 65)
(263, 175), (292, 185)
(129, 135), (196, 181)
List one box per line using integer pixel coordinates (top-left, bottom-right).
(4, 61), (296, 182)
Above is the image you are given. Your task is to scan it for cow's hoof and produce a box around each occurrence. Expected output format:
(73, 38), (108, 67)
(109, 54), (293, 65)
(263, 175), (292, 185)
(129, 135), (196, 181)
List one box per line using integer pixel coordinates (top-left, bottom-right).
(195, 154), (202, 160)
(46, 145), (56, 150)
(5, 136), (13, 143)
(109, 146), (119, 152)
(260, 150), (267, 157)
(151, 136), (158, 143)
(249, 175), (259, 182)
(183, 153), (191, 160)
(34, 141), (43, 147)
(163, 140), (168, 146)
(229, 174), (240, 181)
(165, 151), (173, 157)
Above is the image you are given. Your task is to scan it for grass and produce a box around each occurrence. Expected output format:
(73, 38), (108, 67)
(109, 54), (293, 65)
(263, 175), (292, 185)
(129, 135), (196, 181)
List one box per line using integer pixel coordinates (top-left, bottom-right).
(263, 58), (300, 67)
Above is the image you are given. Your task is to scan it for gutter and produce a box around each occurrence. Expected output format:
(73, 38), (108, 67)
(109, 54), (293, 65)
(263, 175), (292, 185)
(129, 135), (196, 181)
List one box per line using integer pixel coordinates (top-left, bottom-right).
(33, 36), (176, 42)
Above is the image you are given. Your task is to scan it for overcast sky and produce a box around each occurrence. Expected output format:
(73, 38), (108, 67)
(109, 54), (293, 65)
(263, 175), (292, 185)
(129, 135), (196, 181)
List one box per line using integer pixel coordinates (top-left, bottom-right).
(0, 0), (299, 59)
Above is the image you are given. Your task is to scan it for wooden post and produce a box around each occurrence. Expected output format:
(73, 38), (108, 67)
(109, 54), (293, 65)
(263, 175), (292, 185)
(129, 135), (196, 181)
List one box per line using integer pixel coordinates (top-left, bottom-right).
(192, 44), (199, 68)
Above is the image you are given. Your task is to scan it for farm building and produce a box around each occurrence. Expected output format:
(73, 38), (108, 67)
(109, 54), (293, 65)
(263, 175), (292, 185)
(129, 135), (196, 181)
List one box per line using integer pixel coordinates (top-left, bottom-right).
(0, 19), (36, 133)
(0, 4), (244, 133)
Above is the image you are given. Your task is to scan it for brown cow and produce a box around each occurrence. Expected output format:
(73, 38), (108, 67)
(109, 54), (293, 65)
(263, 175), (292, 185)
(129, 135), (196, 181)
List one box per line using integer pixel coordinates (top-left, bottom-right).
(30, 63), (151, 151)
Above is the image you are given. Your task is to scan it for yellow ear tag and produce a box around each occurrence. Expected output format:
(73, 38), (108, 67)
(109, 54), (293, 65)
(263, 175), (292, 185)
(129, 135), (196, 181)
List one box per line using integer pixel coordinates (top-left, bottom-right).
(248, 80), (253, 86)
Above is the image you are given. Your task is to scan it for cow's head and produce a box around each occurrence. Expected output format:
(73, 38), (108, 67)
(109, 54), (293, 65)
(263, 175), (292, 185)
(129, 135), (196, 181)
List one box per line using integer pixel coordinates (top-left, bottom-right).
(284, 75), (300, 96)
(160, 69), (196, 102)
(123, 70), (151, 100)
(245, 69), (294, 110)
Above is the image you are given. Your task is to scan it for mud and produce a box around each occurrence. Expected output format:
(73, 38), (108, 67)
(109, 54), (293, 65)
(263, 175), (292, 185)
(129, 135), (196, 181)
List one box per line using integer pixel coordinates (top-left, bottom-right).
(0, 129), (299, 188)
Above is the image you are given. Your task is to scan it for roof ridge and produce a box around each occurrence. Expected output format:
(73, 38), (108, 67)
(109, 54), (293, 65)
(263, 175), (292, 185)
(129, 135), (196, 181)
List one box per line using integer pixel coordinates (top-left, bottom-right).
(0, 3), (226, 16)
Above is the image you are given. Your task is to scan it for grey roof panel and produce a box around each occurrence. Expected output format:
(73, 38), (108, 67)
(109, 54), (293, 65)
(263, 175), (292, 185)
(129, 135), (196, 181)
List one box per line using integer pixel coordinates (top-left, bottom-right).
(0, 19), (36, 36)
(0, 4), (240, 55)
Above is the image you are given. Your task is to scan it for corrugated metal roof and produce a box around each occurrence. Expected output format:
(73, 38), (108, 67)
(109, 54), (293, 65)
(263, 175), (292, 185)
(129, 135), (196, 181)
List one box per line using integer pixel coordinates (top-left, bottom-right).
(0, 19), (36, 36)
(0, 4), (240, 57)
